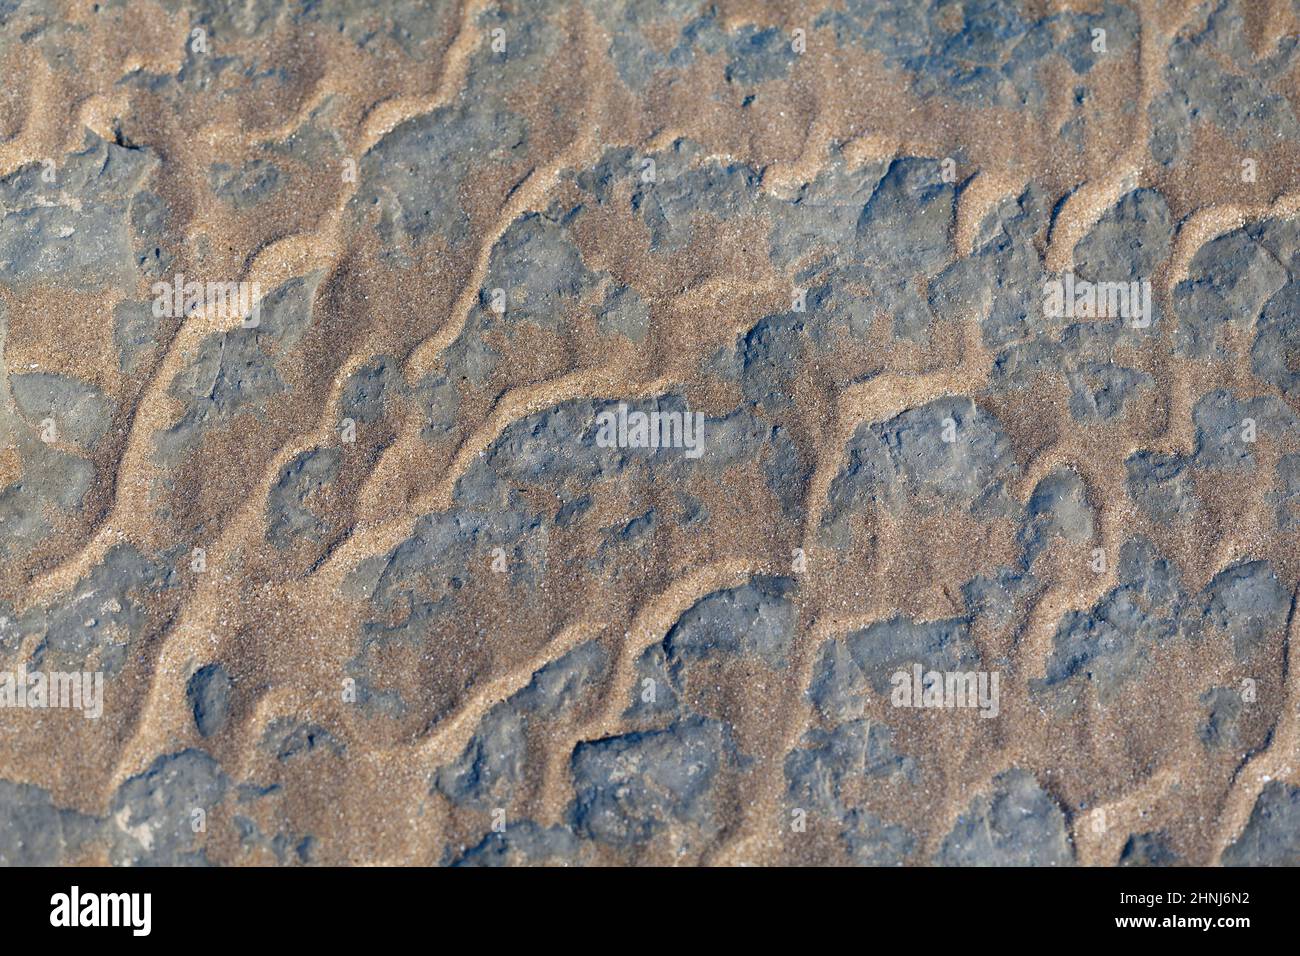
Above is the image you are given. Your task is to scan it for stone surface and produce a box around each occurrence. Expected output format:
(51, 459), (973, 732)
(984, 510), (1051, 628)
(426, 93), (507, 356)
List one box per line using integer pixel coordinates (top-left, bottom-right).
(0, 0), (1296, 869)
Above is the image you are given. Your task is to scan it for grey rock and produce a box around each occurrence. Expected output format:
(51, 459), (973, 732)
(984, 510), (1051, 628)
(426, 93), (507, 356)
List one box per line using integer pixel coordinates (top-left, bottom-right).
(510, 640), (608, 718)
(961, 567), (1033, 630)
(824, 396), (1017, 543)
(1119, 831), (1179, 866)
(819, 1), (1136, 109)
(266, 447), (342, 547)
(1190, 389), (1297, 472)
(936, 769), (1073, 866)
(30, 543), (175, 676)
(1252, 280), (1300, 398)
(1066, 364), (1152, 422)
(724, 25), (796, 86)
(10, 372), (113, 450)
(0, 779), (99, 865)
(435, 641), (608, 808)
(263, 718), (345, 762)
(129, 189), (176, 280)
(630, 141), (762, 252)
(208, 159), (282, 209)
(596, 285), (650, 341)
(0, 445), (96, 557)
(1072, 188), (1171, 283)
(1041, 538), (1182, 696)
(234, 815), (317, 865)
(857, 157), (956, 278)
(1173, 226), (1288, 360)
(342, 357), (398, 425)
(840, 615), (979, 695)
(109, 749), (227, 866)
(481, 210), (600, 328)
(433, 705), (527, 810)
(570, 716), (732, 849)
(1019, 467), (1094, 566)
(1223, 782), (1300, 866)
(449, 821), (586, 867)
(785, 720), (915, 816)
(624, 643), (680, 721)
(351, 101), (526, 253)
(663, 577), (796, 669)
(0, 131), (158, 289)
(767, 157), (889, 272)
(841, 810), (916, 866)
(1126, 450), (1197, 524)
(933, 187), (1049, 347)
(590, 3), (725, 91)
(1182, 560), (1290, 661)
(1151, 0), (1300, 168)
(187, 663), (233, 738)
(1197, 687), (1245, 751)
(113, 301), (162, 373)
(157, 273), (322, 463)
(808, 636), (870, 723)
(1273, 453), (1300, 530)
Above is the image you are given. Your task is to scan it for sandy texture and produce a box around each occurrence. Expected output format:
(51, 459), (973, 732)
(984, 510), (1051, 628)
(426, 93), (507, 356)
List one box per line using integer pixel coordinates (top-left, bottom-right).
(0, 0), (1298, 866)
